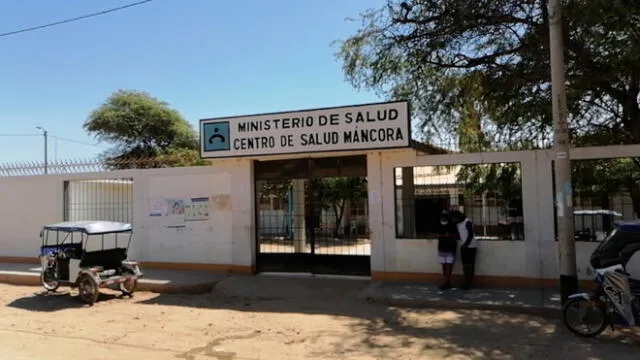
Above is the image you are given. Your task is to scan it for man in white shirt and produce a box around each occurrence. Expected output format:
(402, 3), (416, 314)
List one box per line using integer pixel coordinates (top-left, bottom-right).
(451, 210), (477, 290)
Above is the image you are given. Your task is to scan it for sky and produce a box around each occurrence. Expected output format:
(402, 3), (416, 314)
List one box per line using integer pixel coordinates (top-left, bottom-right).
(0, 0), (386, 163)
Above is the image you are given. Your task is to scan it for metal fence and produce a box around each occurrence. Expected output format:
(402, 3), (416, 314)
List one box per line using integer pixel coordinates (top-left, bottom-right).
(63, 178), (135, 224)
(394, 156), (640, 242)
(0, 155), (210, 177)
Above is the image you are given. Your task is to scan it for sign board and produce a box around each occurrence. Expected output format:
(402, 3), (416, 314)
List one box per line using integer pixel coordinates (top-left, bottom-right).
(200, 100), (411, 158)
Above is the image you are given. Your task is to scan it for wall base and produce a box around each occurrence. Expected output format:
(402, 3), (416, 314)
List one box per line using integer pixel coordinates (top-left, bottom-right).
(141, 261), (255, 274)
(371, 271), (596, 290)
(0, 257), (39, 264)
(0, 257), (255, 274)
(0, 257), (595, 291)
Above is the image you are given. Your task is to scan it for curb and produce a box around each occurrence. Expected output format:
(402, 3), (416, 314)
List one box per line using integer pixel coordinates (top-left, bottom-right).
(365, 295), (561, 319)
(0, 272), (217, 295)
(138, 280), (217, 294)
(0, 273), (41, 287)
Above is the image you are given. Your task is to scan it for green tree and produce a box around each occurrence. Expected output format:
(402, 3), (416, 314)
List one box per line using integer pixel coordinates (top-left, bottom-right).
(310, 177), (368, 238)
(572, 158), (640, 217)
(84, 90), (208, 168)
(257, 180), (292, 202)
(337, 0), (640, 214)
(337, 0), (640, 147)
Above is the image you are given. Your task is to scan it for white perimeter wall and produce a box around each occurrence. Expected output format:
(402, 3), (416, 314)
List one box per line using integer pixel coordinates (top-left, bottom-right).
(2, 145), (640, 281)
(0, 159), (255, 268)
(367, 145), (640, 281)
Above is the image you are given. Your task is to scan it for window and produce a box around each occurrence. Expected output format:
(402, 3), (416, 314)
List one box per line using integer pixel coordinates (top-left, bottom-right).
(394, 162), (524, 240)
(64, 178), (134, 223)
(552, 157), (638, 242)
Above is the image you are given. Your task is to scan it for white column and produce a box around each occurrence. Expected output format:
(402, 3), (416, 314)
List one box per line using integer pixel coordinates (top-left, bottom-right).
(534, 150), (560, 280)
(523, 150), (549, 281)
(367, 152), (384, 271)
(292, 179), (306, 252)
(231, 160), (255, 269)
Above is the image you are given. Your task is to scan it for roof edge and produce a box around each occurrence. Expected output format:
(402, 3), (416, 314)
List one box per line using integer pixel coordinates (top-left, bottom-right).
(409, 140), (451, 155)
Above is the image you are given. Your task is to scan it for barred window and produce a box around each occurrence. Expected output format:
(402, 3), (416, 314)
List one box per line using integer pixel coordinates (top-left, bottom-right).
(394, 163), (524, 241)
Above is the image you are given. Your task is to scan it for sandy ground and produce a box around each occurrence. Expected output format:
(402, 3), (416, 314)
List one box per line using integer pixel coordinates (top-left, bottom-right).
(0, 283), (638, 360)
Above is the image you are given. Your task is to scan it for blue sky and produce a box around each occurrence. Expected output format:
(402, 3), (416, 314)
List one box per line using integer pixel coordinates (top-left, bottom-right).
(0, 0), (385, 163)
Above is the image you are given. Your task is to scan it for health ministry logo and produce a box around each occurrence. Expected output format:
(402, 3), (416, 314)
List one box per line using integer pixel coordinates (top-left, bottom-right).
(202, 121), (230, 152)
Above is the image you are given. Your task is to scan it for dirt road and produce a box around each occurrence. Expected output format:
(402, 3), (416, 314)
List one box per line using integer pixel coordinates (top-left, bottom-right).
(0, 283), (637, 360)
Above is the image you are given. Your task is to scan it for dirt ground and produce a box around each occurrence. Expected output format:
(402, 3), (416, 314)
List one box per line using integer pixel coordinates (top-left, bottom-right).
(0, 283), (638, 360)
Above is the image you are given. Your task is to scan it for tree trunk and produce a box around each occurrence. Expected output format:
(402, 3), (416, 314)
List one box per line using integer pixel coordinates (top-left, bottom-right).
(332, 200), (345, 239)
(629, 182), (640, 219)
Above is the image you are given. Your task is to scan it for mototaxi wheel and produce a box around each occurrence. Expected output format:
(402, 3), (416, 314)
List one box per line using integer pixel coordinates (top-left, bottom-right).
(77, 274), (99, 306)
(119, 268), (138, 297)
(40, 268), (59, 292)
(562, 297), (608, 338)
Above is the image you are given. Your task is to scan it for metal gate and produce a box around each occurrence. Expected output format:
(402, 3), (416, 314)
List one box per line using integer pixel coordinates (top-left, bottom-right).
(254, 155), (371, 276)
(63, 178), (134, 223)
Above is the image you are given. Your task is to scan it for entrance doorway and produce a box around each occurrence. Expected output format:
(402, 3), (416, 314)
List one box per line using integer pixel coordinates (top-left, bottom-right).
(254, 155), (370, 276)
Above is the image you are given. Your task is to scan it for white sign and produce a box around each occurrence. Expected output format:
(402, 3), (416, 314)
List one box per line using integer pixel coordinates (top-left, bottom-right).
(200, 100), (411, 158)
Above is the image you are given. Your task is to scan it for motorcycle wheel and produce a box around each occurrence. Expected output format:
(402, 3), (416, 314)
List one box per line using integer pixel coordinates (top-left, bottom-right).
(563, 297), (608, 337)
(41, 269), (59, 292)
(77, 274), (99, 306)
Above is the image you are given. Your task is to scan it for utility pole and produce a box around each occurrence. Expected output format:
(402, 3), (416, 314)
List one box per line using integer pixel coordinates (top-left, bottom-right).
(37, 126), (48, 175)
(548, 0), (577, 304)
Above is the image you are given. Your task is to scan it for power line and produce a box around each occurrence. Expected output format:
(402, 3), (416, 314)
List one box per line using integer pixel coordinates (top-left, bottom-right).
(0, 133), (100, 147)
(0, 0), (154, 39)
(50, 135), (100, 147)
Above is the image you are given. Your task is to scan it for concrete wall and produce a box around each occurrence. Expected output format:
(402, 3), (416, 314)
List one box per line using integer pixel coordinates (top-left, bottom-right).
(0, 177), (60, 258)
(2, 144), (640, 285)
(370, 145), (640, 284)
(0, 159), (255, 272)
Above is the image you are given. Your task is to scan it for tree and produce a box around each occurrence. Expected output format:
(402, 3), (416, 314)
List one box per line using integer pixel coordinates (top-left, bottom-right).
(337, 0), (640, 146)
(572, 158), (640, 217)
(84, 90), (207, 168)
(337, 0), (640, 215)
(310, 177), (368, 238)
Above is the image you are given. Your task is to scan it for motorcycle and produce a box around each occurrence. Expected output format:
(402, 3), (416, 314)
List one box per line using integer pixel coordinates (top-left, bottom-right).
(562, 221), (640, 337)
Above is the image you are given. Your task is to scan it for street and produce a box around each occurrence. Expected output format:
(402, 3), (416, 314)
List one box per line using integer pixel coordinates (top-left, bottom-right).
(0, 283), (637, 360)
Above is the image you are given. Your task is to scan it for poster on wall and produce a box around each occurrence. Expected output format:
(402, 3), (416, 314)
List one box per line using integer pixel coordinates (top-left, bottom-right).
(165, 198), (186, 226)
(148, 197), (211, 227)
(184, 197), (210, 221)
(149, 199), (168, 217)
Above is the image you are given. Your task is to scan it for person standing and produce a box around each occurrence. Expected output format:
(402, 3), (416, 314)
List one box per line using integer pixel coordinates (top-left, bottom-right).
(451, 210), (477, 290)
(437, 211), (458, 290)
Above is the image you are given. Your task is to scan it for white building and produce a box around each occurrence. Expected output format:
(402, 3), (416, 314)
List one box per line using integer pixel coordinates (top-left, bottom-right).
(1, 100), (639, 287)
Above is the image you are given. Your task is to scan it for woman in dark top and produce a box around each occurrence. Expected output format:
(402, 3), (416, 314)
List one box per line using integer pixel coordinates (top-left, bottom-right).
(437, 211), (458, 290)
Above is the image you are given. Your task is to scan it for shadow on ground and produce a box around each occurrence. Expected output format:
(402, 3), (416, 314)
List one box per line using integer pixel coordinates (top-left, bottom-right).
(135, 276), (640, 359)
(7, 290), (122, 312)
(338, 307), (640, 360)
